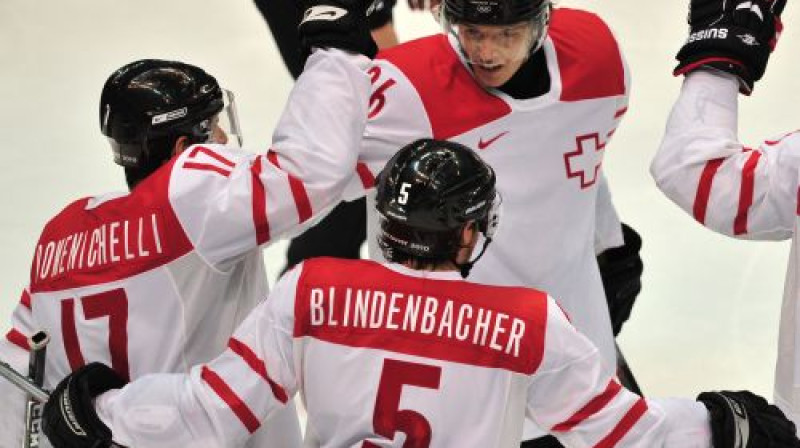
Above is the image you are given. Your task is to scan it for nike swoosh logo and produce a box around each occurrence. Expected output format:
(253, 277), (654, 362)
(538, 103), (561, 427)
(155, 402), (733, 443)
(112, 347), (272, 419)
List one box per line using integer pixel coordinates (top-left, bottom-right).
(478, 131), (509, 150)
(301, 6), (347, 24)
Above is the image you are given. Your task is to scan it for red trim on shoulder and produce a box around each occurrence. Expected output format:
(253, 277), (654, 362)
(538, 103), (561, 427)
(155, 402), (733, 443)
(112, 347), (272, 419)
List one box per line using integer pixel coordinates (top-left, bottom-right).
(20, 290), (31, 310)
(201, 365), (261, 434)
(251, 156), (270, 245)
(377, 35), (511, 139)
(266, 151), (313, 224)
(595, 397), (648, 448)
(693, 158), (725, 224)
(549, 9), (626, 102)
(6, 329), (29, 351)
(552, 379), (622, 432)
(28, 158), (194, 293)
(228, 338), (288, 404)
(734, 150), (762, 235)
(356, 163), (376, 189)
(294, 258), (547, 374)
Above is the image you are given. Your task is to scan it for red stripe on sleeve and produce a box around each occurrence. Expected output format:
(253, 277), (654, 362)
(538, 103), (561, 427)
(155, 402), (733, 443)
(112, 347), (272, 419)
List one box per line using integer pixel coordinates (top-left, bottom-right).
(251, 157), (270, 245)
(734, 150), (762, 235)
(796, 186), (800, 216)
(614, 107), (628, 119)
(266, 150), (312, 223)
(201, 365), (261, 434)
(6, 329), (29, 351)
(693, 158), (725, 224)
(20, 290), (32, 310)
(267, 150), (280, 168)
(356, 163), (376, 189)
(181, 162), (232, 178)
(228, 338), (288, 403)
(594, 398), (648, 448)
(552, 380), (622, 432)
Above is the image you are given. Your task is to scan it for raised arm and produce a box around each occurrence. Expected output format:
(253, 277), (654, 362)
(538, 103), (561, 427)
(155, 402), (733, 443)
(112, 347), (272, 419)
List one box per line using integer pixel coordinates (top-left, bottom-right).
(651, 0), (794, 240)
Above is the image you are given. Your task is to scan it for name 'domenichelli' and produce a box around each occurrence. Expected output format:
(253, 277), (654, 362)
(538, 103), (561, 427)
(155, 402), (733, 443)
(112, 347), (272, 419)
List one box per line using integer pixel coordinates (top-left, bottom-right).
(308, 286), (527, 357)
(32, 213), (164, 283)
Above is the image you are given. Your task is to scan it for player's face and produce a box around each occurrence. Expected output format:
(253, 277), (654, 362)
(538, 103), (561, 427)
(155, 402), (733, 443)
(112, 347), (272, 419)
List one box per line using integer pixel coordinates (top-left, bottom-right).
(457, 22), (534, 87)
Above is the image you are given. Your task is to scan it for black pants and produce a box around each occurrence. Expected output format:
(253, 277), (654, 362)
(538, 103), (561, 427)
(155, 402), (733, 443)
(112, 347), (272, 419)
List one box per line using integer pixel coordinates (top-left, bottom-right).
(520, 436), (563, 448)
(283, 198), (367, 273)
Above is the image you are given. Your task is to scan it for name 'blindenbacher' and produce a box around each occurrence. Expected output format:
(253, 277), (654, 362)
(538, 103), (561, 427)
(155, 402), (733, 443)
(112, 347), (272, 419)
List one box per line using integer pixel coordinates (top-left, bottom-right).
(308, 286), (527, 357)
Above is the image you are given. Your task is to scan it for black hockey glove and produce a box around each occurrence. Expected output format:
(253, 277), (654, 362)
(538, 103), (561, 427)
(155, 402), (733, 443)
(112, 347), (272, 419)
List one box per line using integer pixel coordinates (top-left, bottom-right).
(42, 362), (127, 448)
(698, 390), (800, 448)
(597, 223), (643, 337)
(674, 0), (786, 94)
(298, 0), (378, 59)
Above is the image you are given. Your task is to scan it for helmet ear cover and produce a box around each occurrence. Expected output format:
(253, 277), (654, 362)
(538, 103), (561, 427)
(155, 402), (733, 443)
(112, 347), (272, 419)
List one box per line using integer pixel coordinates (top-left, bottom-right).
(100, 59), (225, 169)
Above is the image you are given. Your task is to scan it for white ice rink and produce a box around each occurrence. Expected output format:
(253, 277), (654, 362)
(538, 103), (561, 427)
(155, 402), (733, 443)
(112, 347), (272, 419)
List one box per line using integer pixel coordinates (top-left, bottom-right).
(1, 0), (799, 407)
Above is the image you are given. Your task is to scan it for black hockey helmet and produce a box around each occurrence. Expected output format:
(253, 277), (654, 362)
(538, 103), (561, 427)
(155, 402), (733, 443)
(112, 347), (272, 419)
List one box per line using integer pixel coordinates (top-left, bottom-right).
(100, 59), (233, 169)
(442, 0), (549, 25)
(375, 138), (500, 276)
(439, 0), (552, 57)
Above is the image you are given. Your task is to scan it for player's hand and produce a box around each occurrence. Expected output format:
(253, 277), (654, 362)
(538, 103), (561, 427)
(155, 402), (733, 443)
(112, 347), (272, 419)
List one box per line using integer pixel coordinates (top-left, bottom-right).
(298, 0), (379, 58)
(674, 0), (786, 94)
(42, 362), (127, 448)
(597, 223), (643, 337)
(698, 390), (800, 447)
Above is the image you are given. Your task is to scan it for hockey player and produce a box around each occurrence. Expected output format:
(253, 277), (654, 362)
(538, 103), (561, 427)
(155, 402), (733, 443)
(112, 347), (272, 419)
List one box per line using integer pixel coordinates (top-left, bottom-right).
(343, 0), (642, 444)
(39, 139), (800, 448)
(0, 0), (378, 446)
(651, 0), (800, 430)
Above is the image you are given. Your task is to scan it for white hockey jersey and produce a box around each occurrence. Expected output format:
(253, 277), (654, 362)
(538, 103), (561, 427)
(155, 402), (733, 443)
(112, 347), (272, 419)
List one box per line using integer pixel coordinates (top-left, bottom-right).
(652, 70), (800, 428)
(94, 258), (712, 448)
(344, 9), (630, 438)
(0, 49), (371, 448)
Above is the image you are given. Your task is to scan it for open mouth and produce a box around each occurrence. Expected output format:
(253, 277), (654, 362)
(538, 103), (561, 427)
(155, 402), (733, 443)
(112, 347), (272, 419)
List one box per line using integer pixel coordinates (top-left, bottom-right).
(474, 63), (503, 74)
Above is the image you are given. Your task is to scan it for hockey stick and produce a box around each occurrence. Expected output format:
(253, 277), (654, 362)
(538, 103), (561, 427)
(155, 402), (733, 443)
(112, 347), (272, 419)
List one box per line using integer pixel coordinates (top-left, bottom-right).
(0, 358), (49, 403)
(24, 330), (50, 448)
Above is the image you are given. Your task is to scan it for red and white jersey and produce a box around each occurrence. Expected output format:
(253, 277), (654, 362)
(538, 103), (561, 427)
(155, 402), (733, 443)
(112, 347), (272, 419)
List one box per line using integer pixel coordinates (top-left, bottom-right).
(0, 49), (371, 448)
(94, 258), (712, 448)
(343, 9), (631, 437)
(652, 70), (800, 428)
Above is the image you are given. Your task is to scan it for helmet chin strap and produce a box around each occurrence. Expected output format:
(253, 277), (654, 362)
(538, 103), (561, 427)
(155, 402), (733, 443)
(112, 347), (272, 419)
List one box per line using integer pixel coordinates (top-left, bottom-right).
(454, 236), (493, 279)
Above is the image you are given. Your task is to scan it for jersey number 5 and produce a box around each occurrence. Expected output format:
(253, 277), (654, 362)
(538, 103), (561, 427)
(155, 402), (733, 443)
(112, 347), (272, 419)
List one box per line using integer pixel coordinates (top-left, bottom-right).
(363, 359), (441, 448)
(61, 288), (130, 381)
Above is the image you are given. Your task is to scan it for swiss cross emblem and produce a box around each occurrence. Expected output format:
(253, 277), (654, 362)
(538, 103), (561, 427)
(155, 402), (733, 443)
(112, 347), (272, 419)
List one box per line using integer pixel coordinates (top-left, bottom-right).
(564, 133), (605, 189)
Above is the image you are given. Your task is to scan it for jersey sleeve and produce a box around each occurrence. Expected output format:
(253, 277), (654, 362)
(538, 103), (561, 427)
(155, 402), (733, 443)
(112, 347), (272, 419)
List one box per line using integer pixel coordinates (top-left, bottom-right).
(0, 290), (37, 448)
(168, 49), (372, 266)
(341, 58), (434, 200)
(95, 264), (304, 447)
(527, 295), (712, 447)
(651, 70), (800, 240)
